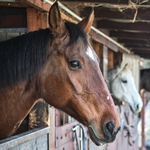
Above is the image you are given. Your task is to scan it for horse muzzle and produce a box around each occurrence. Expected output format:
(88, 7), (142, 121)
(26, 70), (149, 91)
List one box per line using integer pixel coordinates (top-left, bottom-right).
(89, 121), (120, 146)
(129, 98), (143, 114)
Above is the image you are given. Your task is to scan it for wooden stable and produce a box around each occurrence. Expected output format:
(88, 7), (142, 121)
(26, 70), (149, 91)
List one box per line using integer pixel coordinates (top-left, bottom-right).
(0, 0), (148, 150)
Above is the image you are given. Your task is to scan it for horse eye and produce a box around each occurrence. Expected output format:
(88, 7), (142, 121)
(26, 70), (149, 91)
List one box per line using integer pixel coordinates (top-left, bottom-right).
(69, 60), (82, 69)
(122, 79), (127, 83)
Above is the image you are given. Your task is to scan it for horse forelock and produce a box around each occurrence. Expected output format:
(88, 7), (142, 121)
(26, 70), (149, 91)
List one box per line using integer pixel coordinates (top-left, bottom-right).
(65, 21), (88, 46)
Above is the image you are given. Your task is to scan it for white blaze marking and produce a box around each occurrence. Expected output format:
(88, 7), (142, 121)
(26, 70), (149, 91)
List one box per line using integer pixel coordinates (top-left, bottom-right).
(86, 46), (95, 61)
(107, 96), (109, 100)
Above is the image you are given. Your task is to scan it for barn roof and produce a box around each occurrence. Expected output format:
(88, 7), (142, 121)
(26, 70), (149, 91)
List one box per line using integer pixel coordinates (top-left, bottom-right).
(58, 0), (150, 58)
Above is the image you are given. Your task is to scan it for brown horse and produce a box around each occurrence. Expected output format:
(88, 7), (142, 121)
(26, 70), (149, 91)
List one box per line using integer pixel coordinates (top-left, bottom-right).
(0, 2), (120, 145)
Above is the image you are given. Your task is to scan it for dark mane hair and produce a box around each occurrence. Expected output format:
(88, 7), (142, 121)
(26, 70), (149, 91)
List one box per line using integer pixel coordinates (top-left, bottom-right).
(65, 21), (87, 45)
(0, 22), (87, 88)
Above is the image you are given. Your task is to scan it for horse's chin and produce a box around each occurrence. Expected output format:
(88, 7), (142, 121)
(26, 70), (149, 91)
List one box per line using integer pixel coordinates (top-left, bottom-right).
(88, 125), (116, 146)
(88, 126), (105, 146)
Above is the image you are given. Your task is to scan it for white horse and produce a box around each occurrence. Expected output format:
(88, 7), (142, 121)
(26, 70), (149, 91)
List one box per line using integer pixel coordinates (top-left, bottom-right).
(107, 63), (143, 144)
(107, 63), (143, 114)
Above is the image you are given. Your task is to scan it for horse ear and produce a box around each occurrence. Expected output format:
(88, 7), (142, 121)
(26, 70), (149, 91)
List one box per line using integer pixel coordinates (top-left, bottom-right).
(49, 2), (66, 37)
(78, 8), (94, 34)
(124, 63), (128, 68)
(121, 62), (130, 70)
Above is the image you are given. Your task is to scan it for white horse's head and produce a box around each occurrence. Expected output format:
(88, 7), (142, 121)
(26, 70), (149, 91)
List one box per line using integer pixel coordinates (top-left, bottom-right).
(108, 63), (143, 113)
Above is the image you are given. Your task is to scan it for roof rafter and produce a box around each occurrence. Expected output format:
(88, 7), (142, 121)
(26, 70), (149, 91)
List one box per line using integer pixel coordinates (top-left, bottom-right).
(18, 0), (50, 12)
(97, 20), (150, 32)
(110, 31), (150, 40)
(118, 39), (150, 45)
(91, 8), (150, 21)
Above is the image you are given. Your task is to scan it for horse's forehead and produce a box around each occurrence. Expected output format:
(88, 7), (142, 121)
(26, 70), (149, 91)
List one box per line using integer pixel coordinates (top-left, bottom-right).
(121, 69), (132, 78)
(86, 46), (95, 61)
(86, 45), (99, 63)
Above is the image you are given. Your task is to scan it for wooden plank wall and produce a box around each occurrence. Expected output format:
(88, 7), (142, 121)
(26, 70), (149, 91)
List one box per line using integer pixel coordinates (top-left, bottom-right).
(0, 7), (27, 28)
(108, 49), (114, 69)
(49, 107), (56, 150)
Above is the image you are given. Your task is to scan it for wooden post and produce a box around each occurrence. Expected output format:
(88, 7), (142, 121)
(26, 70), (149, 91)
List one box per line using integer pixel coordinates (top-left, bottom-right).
(92, 40), (100, 58)
(108, 49), (114, 69)
(49, 107), (56, 150)
(140, 89), (146, 150)
(92, 40), (109, 79)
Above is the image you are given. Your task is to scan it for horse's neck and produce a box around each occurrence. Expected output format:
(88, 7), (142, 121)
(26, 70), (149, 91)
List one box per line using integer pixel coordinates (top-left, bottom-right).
(0, 79), (38, 138)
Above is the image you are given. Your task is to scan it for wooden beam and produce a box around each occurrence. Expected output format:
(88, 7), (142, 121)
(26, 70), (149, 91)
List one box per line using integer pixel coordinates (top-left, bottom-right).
(0, 2), (27, 7)
(18, 0), (50, 12)
(90, 30), (119, 52)
(131, 47), (150, 51)
(131, 50), (150, 58)
(97, 20), (150, 32)
(0, 6), (26, 15)
(60, 0), (150, 5)
(118, 39), (150, 45)
(59, 0), (129, 4)
(125, 44), (150, 49)
(132, 50), (150, 59)
(110, 31), (150, 40)
(0, 127), (50, 149)
(0, 7), (27, 28)
(92, 8), (150, 21)
(60, 0), (150, 8)
(134, 53), (150, 59)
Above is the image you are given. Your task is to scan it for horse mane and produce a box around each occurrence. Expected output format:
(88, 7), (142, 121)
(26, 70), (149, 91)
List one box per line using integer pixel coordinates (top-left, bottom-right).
(107, 65), (119, 80)
(0, 22), (87, 88)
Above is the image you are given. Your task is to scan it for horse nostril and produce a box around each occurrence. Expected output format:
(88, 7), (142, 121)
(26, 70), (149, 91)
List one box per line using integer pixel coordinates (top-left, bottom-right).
(107, 122), (114, 134)
(136, 104), (139, 110)
(103, 121), (115, 138)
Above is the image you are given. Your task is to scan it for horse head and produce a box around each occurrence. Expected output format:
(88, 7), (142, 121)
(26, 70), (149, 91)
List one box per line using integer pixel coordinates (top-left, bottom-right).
(108, 63), (143, 113)
(39, 2), (120, 145)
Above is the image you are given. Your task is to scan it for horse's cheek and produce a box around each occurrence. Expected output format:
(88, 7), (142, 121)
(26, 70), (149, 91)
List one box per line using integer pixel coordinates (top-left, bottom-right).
(40, 74), (69, 107)
(69, 77), (83, 94)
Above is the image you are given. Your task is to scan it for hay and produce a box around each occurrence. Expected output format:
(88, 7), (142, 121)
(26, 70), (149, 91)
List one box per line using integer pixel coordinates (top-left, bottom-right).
(84, 0), (148, 23)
